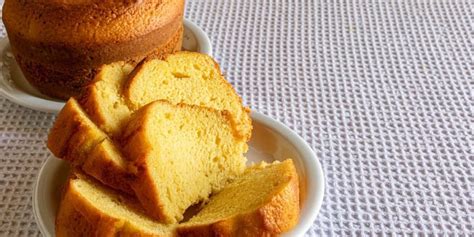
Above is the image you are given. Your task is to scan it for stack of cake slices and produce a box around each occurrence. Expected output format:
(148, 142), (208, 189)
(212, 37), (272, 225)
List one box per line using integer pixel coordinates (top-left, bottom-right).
(48, 52), (300, 237)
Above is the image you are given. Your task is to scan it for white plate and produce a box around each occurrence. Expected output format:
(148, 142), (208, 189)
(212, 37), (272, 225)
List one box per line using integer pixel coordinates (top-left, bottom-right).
(33, 111), (325, 237)
(0, 19), (212, 113)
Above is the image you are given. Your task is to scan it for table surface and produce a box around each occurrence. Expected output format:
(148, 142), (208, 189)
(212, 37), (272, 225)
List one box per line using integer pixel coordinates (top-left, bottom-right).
(0, 0), (472, 236)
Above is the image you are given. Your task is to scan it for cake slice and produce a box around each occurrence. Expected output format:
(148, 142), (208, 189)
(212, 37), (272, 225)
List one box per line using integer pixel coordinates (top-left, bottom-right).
(48, 98), (132, 194)
(48, 98), (107, 165)
(83, 138), (133, 193)
(81, 52), (252, 140)
(80, 62), (134, 137)
(124, 52), (251, 140)
(178, 159), (300, 236)
(56, 160), (300, 236)
(56, 171), (176, 237)
(122, 100), (248, 223)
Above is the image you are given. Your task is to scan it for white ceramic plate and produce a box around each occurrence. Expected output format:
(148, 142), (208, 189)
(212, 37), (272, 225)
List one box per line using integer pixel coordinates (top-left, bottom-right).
(0, 19), (212, 113)
(33, 111), (325, 237)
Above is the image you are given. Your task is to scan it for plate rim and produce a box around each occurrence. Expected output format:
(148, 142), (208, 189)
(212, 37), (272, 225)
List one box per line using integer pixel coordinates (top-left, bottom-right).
(33, 156), (60, 237)
(33, 111), (325, 237)
(0, 18), (212, 113)
(251, 112), (325, 237)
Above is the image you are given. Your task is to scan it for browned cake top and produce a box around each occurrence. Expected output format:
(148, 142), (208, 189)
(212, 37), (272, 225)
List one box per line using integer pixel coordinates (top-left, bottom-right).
(2, 0), (184, 44)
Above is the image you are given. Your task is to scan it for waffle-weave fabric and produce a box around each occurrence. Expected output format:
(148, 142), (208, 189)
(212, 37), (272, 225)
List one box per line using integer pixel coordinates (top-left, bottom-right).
(0, 0), (472, 236)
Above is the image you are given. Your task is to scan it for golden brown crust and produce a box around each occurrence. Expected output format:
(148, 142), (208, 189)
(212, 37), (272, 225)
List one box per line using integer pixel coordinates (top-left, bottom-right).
(14, 54), (98, 99)
(82, 139), (134, 194)
(121, 101), (175, 222)
(56, 184), (96, 237)
(6, 0), (184, 41)
(8, 22), (184, 69)
(116, 103), (168, 221)
(57, 162), (299, 237)
(3, 0), (184, 99)
(178, 163), (300, 237)
(56, 172), (121, 237)
(56, 172), (175, 237)
(48, 98), (133, 194)
(47, 98), (107, 164)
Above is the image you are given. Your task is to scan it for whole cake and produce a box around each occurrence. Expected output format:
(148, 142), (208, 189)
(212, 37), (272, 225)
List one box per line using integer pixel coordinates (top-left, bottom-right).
(2, 0), (185, 99)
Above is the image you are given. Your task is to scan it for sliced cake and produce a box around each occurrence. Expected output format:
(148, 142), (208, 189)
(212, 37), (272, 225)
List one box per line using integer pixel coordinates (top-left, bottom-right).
(124, 52), (252, 140)
(48, 98), (132, 194)
(122, 100), (248, 223)
(48, 98), (107, 165)
(56, 160), (300, 236)
(81, 52), (252, 140)
(178, 159), (300, 236)
(80, 62), (134, 137)
(56, 171), (176, 237)
(83, 138), (133, 194)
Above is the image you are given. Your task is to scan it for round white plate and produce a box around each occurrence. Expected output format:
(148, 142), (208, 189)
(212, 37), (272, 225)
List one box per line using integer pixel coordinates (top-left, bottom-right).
(0, 19), (212, 113)
(33, 111), (325, 237)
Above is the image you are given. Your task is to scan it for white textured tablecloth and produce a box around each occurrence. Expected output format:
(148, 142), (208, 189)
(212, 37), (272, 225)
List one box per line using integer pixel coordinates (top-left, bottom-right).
(0, 0), (473, 236)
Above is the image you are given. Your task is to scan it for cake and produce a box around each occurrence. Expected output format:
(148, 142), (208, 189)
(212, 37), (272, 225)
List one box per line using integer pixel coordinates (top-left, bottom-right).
(50, 99), (250, 224)
(56, 161), (300, 236)
(47, 98), (107, 165)
(83, 138), (133, 194)
(122, 100), (248, 223)
(49, 52), (253, 202)
(81, 52), (252, 140)
(48, 51), (301, 235)
(80, 61), (134, 138)
(178, 159), (300, 236)
(48, 98), (133, 194)
(2, 0), (184, 99)
(124, 52), (252, 140)
(56, 171), (175, 237)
